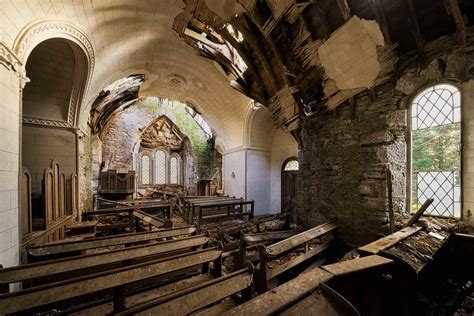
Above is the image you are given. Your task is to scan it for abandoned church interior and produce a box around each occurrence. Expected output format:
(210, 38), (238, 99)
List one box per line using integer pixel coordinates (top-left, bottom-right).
(1, 0), (474, 314)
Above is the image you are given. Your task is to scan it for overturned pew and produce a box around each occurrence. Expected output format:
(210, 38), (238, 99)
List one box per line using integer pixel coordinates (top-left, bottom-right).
(0, 247), (223, 315)
(27, 226), (196, 261)
(83, 203), (172, 231)
(255, 221), (338, 293)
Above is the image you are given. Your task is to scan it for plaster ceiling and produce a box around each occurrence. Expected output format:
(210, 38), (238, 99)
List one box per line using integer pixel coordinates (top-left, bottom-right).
(2, 0), (252, 148)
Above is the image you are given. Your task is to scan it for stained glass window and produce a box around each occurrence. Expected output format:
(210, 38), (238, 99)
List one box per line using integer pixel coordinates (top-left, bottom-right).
(170, 156), (179, 184)
(155, 150), (166, 184)
(284, 159), (299, 171)
(141, 155), (150, 185)
(411, 84), (461, 217)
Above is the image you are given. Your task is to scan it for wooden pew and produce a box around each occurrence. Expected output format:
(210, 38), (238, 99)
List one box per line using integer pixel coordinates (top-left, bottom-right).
(226, 255), (393, 315)
(27, 226), (196, 261)
(182, 196), (240, 223)
(115, 263), (254, 316)
(235, 229), (304, 269)
(196, 200), (254, 231)
(255, 222), (337, 293)
(0, 234), (209, 292)
(0, 247), (223, 315)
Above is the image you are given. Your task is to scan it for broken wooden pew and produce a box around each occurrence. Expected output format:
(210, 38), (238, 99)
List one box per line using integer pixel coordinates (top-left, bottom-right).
(27, 226), (196, 262)
(0, 247), (223, 315)
(0, 234), (209, 293)
(84, 203), (172, 230)
(225, 255), (393, 315)
(183, 196), (242, 223)
(196, 200), (254, 231)
(235, 229), (304, 269)
(115, 263), (254, 315)
(255, 221), (337, 293)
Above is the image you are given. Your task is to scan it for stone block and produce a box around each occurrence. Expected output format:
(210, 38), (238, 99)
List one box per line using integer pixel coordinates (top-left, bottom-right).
(360, 130), (394, 146)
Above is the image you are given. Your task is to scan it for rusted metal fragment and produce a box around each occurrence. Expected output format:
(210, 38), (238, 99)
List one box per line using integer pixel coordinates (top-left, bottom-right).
(358, 226), (422, 254)
(225, 266), (332, 315)
(28, 226), (196, 256)
(321, 255), (392, 276)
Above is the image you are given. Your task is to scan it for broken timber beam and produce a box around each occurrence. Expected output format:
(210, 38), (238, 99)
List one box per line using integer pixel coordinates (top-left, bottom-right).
(359, 226), (422, 254)
(402, 198), (434, 228)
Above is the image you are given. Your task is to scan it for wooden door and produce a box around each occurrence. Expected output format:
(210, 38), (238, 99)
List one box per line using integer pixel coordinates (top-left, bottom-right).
(281, 158), (299, 213)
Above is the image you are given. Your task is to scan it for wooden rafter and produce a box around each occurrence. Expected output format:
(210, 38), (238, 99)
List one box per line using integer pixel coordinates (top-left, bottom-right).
(369, 0), (392, 45)
(335, 0), (351, 21)
(403, 0), (424, 51)
(447, 0), (467, 46)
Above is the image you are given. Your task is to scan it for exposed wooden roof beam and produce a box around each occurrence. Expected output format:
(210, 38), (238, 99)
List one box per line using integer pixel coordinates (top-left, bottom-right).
(447, 0), (467, 46)
(335, 0), (351, 21)
(369, 0), (392, 45)
(403, 0), (424, 51)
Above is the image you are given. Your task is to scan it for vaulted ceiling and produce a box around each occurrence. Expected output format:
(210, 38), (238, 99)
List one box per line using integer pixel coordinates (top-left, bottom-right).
(3, 0), (473, 147)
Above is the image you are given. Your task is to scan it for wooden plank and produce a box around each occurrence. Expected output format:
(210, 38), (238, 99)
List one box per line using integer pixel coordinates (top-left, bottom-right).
(132, 210), (170, 228)
(0, 248), (221, 314)
(117, 267), (253, 315)
(1, 235), (208, 284)
(358, 226), (422, 254)
(265, 222), (337, 256)
(28, 226), (196, 256)
(72, 274), (213, 315)
(267, 243), (330, 279)
(225, 266), (332, 315)
(321, 255), (393, 276)
(244, 230), (303, 244)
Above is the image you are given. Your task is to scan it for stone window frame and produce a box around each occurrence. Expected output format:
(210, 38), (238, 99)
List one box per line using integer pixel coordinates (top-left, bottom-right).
(407, 82), (463, 218)
(169, 153), (182, 185)
(138, 151), (153, 187)
(154, 148), (168, 185)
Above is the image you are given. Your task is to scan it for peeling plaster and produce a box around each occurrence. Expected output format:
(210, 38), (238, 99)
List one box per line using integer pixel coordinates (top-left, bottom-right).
(318, 16), (385, 90)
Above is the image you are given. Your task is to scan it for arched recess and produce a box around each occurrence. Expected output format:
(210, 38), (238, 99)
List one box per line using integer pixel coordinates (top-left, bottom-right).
(13, 19), (94, 128)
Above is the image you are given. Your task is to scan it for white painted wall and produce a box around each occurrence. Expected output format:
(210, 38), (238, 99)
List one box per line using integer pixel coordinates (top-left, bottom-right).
(223, 149), (246, 200)
(246, 149), (271, 215)
(0, 64), (21, 268)
(269, 128), (298, 213)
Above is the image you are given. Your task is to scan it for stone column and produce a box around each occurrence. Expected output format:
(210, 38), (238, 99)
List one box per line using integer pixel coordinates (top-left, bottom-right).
(0, 41), (24, 267)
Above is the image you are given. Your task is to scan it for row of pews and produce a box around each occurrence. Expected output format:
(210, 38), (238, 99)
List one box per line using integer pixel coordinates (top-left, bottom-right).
(0, 220), (338, 315)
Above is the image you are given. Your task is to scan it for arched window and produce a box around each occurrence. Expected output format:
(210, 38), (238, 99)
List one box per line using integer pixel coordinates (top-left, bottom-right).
(411, 84), (461, 217)
(141, 155), (151, 185)
(170, 155), (180, 184)
(283, 159), (299, 171)
(155, 150), (166, 184)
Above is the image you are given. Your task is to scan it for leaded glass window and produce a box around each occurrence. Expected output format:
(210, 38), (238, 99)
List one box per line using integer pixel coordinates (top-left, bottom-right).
(411, 84), (461, 217)
(141, 155), (150, 185)
(284, 159), (299, 171)
(155, 150), (166, 184)
(170, 156), (179, 184)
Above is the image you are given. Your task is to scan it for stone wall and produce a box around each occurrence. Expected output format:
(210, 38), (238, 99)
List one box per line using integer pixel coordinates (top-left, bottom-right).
(298, 43), (474, 244)
(97, 98), (211, 194)
(79, 130), (93, 214)
(298, 81), (407, 245)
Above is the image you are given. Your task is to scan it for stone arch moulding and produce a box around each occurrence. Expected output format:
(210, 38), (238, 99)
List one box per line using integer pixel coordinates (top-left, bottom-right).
(13, 19), (95, 129)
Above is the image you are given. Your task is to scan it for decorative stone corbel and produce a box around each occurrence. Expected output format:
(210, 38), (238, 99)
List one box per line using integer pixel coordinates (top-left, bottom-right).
(0, 41), (27, 85)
